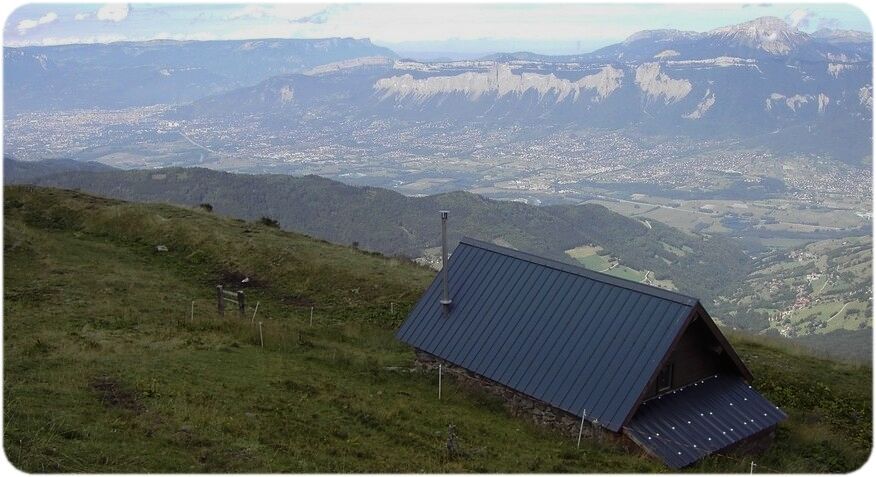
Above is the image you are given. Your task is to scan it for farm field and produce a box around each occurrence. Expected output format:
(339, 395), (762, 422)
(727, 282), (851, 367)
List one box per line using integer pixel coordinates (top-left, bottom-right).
(3, 186), (871, 472)
(589, 195), (868, 240)
(565, 245), (676, 290)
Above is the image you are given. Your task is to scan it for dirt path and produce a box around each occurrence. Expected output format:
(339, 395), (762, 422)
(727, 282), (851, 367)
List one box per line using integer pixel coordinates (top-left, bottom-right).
(818, 279), (830, 293)
(827, 302), (849, 323)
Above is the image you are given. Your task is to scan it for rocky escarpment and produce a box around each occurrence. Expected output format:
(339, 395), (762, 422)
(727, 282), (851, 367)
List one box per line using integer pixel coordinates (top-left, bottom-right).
(374, 63), (624, 103)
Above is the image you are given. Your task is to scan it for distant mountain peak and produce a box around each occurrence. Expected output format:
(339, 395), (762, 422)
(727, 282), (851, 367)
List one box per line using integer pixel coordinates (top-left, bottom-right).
(623, 29), (701, 45)
(709, 16), (808, 55)
(710, 16), (796, 35)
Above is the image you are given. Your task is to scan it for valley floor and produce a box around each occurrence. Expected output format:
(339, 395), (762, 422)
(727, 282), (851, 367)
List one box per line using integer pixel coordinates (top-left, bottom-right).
(3, 186), (872, 472)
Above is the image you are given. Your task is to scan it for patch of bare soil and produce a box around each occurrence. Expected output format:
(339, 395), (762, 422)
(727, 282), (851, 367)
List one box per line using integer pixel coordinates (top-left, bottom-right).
(89, 375), (144, 413)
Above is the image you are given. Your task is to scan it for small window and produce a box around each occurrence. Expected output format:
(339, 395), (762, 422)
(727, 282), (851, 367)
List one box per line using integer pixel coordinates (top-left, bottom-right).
(656, 363), (673, 392)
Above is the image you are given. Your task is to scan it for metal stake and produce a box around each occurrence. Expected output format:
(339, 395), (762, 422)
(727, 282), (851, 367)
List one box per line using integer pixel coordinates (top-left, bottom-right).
(251, 301), (260, 323)
(438, 364), (442, 400)
(258, 321), (264, 348)
(217, 285), (224, 316)
(577, 410), (587, 448)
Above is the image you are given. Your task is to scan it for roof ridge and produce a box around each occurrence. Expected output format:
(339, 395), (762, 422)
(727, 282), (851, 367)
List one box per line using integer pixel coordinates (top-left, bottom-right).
(458, 236), (699, 306)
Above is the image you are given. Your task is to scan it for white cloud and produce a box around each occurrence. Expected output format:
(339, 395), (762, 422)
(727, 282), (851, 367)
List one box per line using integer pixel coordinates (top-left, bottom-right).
(278, 4), (646, 43)
(16, 12), (58, 35)
(74, 13), (91, 21)
(227, 5), (268, 20)
(787, 9), (815, 29)
(97, 4), (130, 22)
(226, 4), (328, 22)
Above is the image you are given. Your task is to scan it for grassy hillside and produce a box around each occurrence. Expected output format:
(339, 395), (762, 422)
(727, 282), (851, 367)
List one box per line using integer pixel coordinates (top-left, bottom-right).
(8, 159), (751, 304)
(4, 186), (871, 472)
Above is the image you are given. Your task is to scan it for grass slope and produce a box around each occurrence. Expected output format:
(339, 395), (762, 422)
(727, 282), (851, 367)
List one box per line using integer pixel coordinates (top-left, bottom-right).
(4, 186), (871, 472)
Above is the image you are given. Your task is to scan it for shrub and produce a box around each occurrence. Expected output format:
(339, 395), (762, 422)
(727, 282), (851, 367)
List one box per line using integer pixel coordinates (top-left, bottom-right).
(258, 216), (280, 228)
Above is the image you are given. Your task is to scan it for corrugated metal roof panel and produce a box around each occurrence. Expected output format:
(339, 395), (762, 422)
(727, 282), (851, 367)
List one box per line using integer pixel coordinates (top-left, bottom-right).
(624, 374), (787, 468)
(396, 237), (696, 432)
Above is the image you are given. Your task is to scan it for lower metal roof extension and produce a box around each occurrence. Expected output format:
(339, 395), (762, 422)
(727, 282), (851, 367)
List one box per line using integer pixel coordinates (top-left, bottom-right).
(624, 374), (787, 469)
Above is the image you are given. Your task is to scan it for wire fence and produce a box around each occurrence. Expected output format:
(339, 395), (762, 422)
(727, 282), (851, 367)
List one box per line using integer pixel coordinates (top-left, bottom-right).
(188, 287), (786, 472)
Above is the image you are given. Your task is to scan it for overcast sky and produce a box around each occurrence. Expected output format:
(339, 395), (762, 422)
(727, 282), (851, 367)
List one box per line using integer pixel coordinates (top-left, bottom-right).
(3, 3), (872, 55)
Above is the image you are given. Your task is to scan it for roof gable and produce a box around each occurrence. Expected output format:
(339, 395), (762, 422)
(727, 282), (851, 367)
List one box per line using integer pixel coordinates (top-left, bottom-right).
(620, 303), (753, 428)
(397, 238), (703, 431)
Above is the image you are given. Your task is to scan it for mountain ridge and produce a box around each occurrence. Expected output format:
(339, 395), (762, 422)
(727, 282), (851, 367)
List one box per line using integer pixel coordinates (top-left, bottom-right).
(5, 159), (870, 360)
(5, 157), (751, 307)
(3, 37), (397, 114)
(167, 30), (872, 163)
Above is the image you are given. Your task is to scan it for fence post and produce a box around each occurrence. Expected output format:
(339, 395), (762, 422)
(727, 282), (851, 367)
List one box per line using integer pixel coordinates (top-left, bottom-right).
(251, 301), (260, 323)
(237, 290), (246, 319)
(217, 285), (224, 317)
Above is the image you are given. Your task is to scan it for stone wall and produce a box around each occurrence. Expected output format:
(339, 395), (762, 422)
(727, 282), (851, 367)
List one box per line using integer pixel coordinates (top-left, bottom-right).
(414, 350), (608, 440)
(414, 350), (778, 467)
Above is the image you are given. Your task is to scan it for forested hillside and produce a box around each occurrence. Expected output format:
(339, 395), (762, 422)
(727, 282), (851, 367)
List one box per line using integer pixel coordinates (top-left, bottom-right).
(7, 159), (751, 303)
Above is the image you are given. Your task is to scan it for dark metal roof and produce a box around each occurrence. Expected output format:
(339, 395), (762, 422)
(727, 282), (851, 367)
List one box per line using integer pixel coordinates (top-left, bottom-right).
(396, 237), (698, 432)
(625, 374), (787, 468)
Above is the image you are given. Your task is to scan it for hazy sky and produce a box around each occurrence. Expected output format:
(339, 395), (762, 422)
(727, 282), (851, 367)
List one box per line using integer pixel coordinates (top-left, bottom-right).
(3, 3), (872, 55)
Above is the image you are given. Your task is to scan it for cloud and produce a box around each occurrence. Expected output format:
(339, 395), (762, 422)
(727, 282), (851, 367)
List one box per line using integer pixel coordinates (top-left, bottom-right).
(97, 4), (130, 22)
(226, 4), (329, 22)
(786, 8), (847, 32)
(227, 5), (268, 20)
(787, 9), (815, 29)
(289, 10), (331, 25)
(16, 11), (58, 35)
(74, 13), (91, 21)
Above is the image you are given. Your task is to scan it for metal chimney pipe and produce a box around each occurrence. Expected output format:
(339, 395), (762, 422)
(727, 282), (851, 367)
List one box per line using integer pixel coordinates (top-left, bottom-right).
(440, 210), (452, 308)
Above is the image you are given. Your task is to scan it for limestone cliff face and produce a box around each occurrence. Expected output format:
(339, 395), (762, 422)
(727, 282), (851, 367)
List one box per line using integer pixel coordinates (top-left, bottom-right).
(634, 63), (692, 104)
(374, 64), (624, 103)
